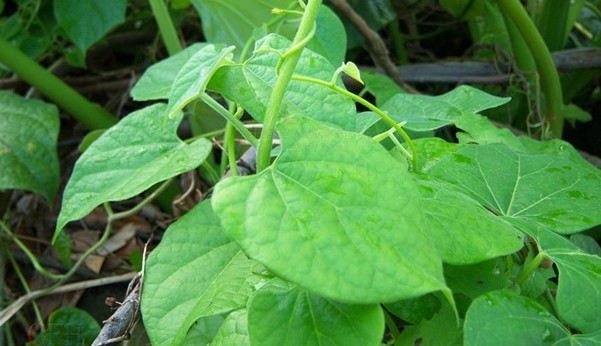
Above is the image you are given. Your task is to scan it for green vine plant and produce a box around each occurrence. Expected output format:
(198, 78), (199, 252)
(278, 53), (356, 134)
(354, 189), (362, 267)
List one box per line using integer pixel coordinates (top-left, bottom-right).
(46, 0), (601, 345)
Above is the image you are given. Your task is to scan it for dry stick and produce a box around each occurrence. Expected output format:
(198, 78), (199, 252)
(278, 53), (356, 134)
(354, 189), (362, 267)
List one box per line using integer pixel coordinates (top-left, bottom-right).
(0, 272), (137, 327)
(327, 0), (417, 93)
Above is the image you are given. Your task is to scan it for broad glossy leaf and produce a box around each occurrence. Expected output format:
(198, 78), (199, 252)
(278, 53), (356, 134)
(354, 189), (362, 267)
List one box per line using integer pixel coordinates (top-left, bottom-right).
(414, 174), (523, 264)
(54, 0), (126, 53)
(464, 290), (569, 346)
(412, 137), (461, 171)
(0, 91), (59, 202)
(55, 104), (211, 239)
(426, 143), (601, 234)
(397, 302), (462, 346)
(379, 85), (510, 131)
(208, 34), (356, 131)
(190, 0), (297, 53)
(570, 234), (601, 256)
(131, 43), (211, 101)
(211, 310), (250, 346)
(546, 250), (601, 333)
(248, 281), (384, 346)
(142, 201), (259, 346)
(212, 116), (447, 303)
(167, 45), (235, 117)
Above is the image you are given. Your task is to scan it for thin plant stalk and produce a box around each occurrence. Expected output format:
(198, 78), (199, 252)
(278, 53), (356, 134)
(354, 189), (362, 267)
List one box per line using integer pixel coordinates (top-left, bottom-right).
(148, 0), (182, 55)
(256, 0), (323, 172)
(0, 37), (117, 130)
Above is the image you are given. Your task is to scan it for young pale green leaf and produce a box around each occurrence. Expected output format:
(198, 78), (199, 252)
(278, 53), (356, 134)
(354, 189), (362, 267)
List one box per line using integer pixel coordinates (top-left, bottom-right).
(426, 143), (601, 234)
(0, 91), (59, 202)
(464, 290), (570, 346)
(131, 43), (211, 101)
(167, 45), (235, 118)
(397, 301), (463, 346)
(54, 104), (211, 240)
(341, 61), (363, 84)
(546, 250), (601, 333)
(444, 260), (512, 299)
(54, 0), (126, 53)
(379, 85), (510, 132)
(248, 281), (384, 346)
(414, 174), (523, 264)
(208, 34), (356, 131)
(212, 116), (448, 304)
(190, 0), (297, 53)
(142, 201), (259, 346)
(211, 310), (250, 346)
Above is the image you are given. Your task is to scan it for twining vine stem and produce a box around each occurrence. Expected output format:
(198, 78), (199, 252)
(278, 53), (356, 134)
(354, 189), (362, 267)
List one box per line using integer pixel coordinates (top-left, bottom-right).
(256, 0), (323, 172)
(291, 74), (419, 172)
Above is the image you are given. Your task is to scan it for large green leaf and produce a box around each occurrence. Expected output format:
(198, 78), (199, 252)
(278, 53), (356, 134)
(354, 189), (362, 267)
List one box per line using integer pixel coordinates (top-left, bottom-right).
(546, 249), (601, 333)
(414, 174), (523, 264)
(208, 34), (356, 131)
(190, 0), (297, 53)
(54, 104), (211, 240)
(464, 290), (570, 346)
(0, 91), (59, 202)
(212, 116), (447, 304)
(167, 45), (235, 117)
(142, 201), (259, 346)
(211, 310), (250, 346)
(248, 281), (384, 346)
(131, 43), (212, 101)
(54, 0), (126, 53)
(379, 86), (510, 131)
(426, 143), (601, 234)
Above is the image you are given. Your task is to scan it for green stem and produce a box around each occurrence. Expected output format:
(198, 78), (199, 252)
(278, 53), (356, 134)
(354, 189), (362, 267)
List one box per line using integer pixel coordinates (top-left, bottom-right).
(225, 107), (244, 176)
(497, 0), (564, 139)
(292, 74), (418, 171)
(256, 0), (322, 172)
(0, 37), (117, 130)
(5, 249), (45, 331)
(199, 93), (259, 148)
(148, 0), (182, 55)
(384, 310), (402, 345)
(516, 252), (545, 285)
(536, 0), (570, 52)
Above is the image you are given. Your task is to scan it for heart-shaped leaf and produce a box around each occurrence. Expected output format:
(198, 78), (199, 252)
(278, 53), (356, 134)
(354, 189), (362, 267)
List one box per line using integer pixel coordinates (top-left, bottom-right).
(142, 201), (259, 346)
(212, 116), (447, 303)
(464, 290), (570, 345)
(55, 104), (211, 240)
(208, 34), (356, 130)
(414, 174), (523, 264)
(131, 43), (213, 101)
(379, 85), (510, 131)
(426, 143), (601, 234)
(211, 310), (250, 346)
(248, 281), (384, 346)
(0, 91), (59, 202)
(167, 45), (235, 117)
